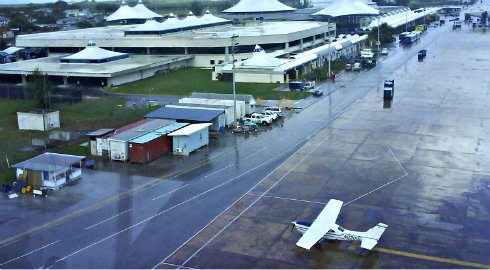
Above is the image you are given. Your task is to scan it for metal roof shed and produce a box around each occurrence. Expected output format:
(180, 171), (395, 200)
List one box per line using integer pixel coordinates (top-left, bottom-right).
(166, 103), (234, 127)
(128, 122), (188, 164)
(108, 119), (175, 161)
(145, 107), (225, 131)
(168, 123), (212, 155)
(86, 128), (114, 156)
(13, 152), (85, 189)
(190, 92), (257, 114)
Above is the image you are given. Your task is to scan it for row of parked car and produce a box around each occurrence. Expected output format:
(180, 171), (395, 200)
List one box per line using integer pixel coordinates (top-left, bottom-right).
(234, 107), (284, 133)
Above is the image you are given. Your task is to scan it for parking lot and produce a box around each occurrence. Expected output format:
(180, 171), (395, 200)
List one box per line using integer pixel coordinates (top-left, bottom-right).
(160, 22), (490, 269)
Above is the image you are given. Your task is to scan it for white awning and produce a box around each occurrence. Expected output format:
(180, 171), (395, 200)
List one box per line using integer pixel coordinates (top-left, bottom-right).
(2, 47), (24, 55)
(313, 0), (379, 17)
(168, 123), (212, 136)
(133, 0), (162, 19)
(223, 0), (295, 13)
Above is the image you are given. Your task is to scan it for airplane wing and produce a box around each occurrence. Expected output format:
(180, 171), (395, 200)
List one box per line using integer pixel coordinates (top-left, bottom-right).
(360, 239), (378, 250)
(296, 199), (343, 250)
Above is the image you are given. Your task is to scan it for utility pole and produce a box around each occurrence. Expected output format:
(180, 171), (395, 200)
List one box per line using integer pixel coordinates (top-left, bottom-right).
(405, 9), (408, 32)
(423, 7), (426, 29)
(231, 34), (239, 128)
(327, 17), (331, 77)
(377, 15), (380, 51)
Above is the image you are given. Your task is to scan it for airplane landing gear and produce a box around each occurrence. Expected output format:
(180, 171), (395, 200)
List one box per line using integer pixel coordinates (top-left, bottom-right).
(315, 243), (322, 249)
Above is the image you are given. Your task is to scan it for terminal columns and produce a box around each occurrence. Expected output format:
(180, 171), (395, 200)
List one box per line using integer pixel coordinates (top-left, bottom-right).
(63, 76), (68, 86)
(21, 74), (27, 85)
(184, 47), (188, 55)
(225, 46), (230, 63)
(313, 35), (316, 47)
(146, 47), (150, 55)
(300, 39), (304, 51)
(285, 42), (289, 54)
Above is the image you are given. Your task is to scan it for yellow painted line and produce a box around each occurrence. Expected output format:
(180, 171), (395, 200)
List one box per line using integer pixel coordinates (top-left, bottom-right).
(349, 242), (490, 268)
(0, 150), (233, 247)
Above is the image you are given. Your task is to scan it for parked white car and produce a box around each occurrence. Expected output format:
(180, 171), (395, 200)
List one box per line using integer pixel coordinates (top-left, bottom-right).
(243, 113), (273, 125)
(263, 106), (283, 117)
(381, 48), (389, 55)
(261, 110), (278, 120)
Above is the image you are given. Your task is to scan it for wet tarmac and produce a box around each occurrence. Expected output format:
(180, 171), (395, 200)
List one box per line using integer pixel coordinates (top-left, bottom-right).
(1, 7), (489, 268)
(158, 14), (490, 269)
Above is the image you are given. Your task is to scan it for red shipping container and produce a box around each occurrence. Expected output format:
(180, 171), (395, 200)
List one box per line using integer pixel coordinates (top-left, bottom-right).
(128, 135), (172, 164)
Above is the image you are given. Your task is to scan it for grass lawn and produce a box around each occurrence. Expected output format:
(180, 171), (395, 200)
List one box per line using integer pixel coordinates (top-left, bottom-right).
(108, 68), (311, 100)
(0, 98), (154, 185)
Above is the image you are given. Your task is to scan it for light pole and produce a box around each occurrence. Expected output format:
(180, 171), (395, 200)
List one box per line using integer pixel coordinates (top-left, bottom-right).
(327, 17), (331, 77)
(423, 7), (426, 29)
(231, 34), (239, 128)
(405, 9), (408, 32)
(377, 15), (380, 51)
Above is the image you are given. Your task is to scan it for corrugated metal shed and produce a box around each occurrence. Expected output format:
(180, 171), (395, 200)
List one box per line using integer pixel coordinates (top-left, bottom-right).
(109, 119), (175, 142)
(145, 107), (223, 122)
(128, 122), (189, 163)
(130, 122), (189, 144)
(168, 123), (212, 155)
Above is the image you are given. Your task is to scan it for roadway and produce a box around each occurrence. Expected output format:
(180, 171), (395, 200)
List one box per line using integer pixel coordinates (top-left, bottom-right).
(1, 15), (487, 269)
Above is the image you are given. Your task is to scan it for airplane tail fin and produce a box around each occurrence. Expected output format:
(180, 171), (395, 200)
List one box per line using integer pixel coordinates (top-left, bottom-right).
(360, 223), (388, 250)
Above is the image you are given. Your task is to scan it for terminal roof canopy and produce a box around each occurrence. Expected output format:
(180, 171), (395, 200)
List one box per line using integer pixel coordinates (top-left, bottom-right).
(240, 45), (284, 68)
(313, 0), (379, 17)
(223, 0), (295, 13)
(106, 0), (161, 21)
(133, 0), (162, 19)
(59, 41), (129, 63)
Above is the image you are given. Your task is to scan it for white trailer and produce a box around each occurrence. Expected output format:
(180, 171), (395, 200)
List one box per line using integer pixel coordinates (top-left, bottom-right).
(179, 98), (246, 119)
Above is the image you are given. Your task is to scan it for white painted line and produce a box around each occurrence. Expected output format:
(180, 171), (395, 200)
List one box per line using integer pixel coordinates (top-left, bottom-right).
(58, 142), (304, 265)
(179, 130), (337, 266)
(386, 144), (408, 175)
(159, 262), (194, 269)
(204, 164), (232, 178)
(151, 136), (310, 269)
(0, 240), (59, 266)
(0, 238), (22, 249)
(152, 184), (190, 201)
(247, 193), (327, 205)
(244, 147), (266, 159)
(84, 208), (133, 230)
(343, 145), (409, 207)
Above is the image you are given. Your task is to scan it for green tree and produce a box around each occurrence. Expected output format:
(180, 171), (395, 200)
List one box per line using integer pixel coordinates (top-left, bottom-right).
(190, 0), (203, 16)
(368, 23), (396, 45)
(290, 0), (312, 8)
(76, 20), (93, 29)
(28, 68), (52, 109)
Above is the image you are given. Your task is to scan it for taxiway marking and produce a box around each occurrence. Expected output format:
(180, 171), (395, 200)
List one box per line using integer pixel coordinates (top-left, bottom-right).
(348, 243), (490, 268)
(0, 240), (59, 266)
(204, 164), (233, 178)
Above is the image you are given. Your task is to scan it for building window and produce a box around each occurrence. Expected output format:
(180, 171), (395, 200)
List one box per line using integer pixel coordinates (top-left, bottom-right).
(200, 133), (203, 141)
(218, 60), (224, 64)
(210, 60), (215, 65)
(43, 171), (49, 180)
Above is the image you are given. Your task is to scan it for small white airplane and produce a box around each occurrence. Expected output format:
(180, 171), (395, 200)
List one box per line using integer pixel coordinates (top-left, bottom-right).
(292, 199), (388, 250)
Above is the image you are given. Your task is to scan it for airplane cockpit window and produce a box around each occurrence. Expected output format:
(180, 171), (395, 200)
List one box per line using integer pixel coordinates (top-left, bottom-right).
(338, 226), (345, 232)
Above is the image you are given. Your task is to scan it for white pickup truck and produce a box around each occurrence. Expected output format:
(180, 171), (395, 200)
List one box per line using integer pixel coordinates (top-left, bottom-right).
(360, 48), (374, 58)
(243, 113), (273, 125)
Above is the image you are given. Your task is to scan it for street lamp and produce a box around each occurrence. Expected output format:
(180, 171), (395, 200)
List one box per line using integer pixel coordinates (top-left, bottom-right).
(231, 34), (239, 128)
(377, 15), (380, 51)
(405, 9), (408, 32)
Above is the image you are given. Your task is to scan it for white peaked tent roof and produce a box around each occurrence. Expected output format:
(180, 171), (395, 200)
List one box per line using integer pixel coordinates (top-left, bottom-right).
(313, 0), (379, 17)
(60, 41), (128, 61)
(201, 10), (229, 24)
(106, 0), (161, 21)
(181, 11), (202, 27)
(223, 0), (295, 13)
(133, 0), (162, 18)
(131, 18), (162, 31)
(240, 45), (284, 68)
